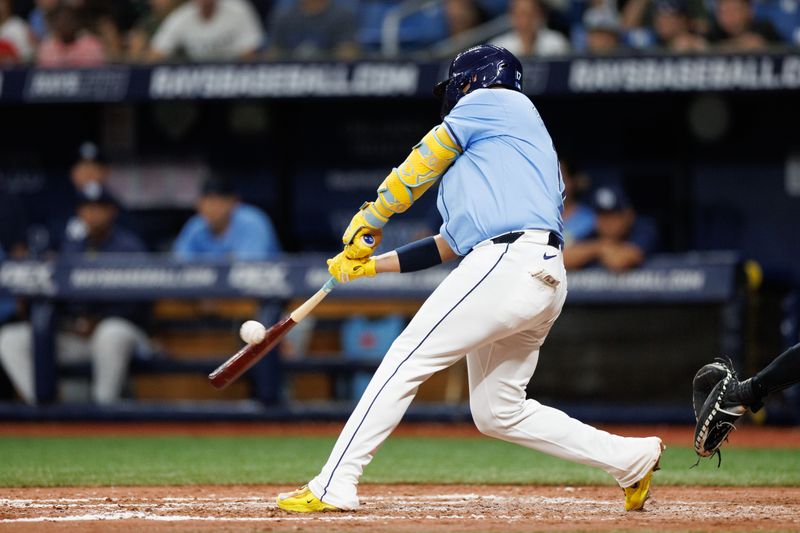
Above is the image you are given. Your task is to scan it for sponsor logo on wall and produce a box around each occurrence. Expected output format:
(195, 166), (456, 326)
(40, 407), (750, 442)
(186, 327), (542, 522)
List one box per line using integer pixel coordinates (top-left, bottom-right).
(24, 68), (130, 102)
(228, 263), (292, 297)
(149, 63), (420, 99)
(568, 55), (800, 93)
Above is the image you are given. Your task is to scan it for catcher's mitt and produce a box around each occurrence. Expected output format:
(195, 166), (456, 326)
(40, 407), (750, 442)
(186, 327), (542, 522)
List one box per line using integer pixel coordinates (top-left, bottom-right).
(692, 360), (730, 421)
(692, 358), (746, 465)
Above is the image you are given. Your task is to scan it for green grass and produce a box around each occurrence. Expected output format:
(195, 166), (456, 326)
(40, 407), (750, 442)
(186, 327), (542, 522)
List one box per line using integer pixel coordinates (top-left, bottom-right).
(1, 435), (798, 487)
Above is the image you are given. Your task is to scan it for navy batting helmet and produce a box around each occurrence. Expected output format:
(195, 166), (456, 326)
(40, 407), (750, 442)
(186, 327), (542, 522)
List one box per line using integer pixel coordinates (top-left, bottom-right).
(433, 45), (523, 119)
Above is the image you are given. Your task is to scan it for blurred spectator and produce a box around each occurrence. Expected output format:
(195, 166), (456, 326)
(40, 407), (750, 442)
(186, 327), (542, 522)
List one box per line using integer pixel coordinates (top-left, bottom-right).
(0, 0), (34, 63)
(0, 245), (16, 325)
(621, 0), (708, 36)
(491, 0), (570, 56)
(583, 7), (623, 53)
(559, 160), (595, 246)
(563, 185), (660, 272)
(150, 0), (264, 62)
(267, 0), (359, 60)
(708, 0), (782, 50)
(36, 4), (106, 67)
(0, 184), (149, 405)
(444, 0), (488, 39)
(173, 174), (281, 260)
(66, 0), (139, 62)
(28, 0), (58, 42)
(652, 0), (707, 51)
(128, 0), (180, 62)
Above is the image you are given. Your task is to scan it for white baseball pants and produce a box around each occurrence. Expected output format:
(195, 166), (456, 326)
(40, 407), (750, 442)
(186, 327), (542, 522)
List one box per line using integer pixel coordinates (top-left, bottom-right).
(0, 317), (148, 404)
(309, 231), (662, 510)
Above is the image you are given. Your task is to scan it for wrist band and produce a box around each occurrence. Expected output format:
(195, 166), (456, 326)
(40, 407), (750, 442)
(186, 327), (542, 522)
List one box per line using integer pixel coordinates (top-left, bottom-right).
(396, 237), (442, 273)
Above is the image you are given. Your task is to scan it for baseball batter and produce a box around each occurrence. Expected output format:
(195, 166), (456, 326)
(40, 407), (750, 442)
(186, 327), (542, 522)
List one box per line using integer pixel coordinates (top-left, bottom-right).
(277, 45), (664, 513)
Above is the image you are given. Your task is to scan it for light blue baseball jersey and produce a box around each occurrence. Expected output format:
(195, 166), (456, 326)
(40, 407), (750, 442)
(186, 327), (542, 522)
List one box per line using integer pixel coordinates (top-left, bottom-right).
(173, 204), (281, 261)
(438, 88), (564, 256)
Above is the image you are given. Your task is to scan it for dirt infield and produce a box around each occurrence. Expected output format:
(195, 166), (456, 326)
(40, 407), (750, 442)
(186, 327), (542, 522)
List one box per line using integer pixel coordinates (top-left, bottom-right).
(2, 423), (799, 531)
(2, 484), (799, 532)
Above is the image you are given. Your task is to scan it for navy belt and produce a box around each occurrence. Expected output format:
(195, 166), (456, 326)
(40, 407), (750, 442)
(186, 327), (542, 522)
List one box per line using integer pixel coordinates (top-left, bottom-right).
(490, 231), (563, 249)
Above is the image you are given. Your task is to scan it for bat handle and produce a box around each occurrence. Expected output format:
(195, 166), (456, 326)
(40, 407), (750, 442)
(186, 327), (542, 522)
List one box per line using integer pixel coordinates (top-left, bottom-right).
(289, 277), (338, 323)
(322, 277), (338, 293)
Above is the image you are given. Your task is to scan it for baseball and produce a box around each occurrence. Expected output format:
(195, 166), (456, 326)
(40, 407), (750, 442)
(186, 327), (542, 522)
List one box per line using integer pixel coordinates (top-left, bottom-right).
(240, 320), (267, 344)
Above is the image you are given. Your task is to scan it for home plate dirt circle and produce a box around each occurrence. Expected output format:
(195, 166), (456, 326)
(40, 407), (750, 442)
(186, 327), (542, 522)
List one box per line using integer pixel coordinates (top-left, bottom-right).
(2, 485), (800, 532)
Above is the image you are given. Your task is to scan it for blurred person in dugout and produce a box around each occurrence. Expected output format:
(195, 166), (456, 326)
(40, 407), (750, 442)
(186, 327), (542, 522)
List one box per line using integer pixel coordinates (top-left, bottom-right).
(707, 0), (782, 51)
(491, 0), (570, 56)
(41, 141), (115, 252)
(149, 0), (264, 61)
(267, 0), (359, 60)
(559, 158), (595, 246)
(0, 184), (150, 405)
(36, 4), (107, 67)
(71, 141), (108, 188)
(0, 0), (35, 64)
(563, 184), (660, 272)
(0, 245), (17, 327)
(173, 174), (281, 261)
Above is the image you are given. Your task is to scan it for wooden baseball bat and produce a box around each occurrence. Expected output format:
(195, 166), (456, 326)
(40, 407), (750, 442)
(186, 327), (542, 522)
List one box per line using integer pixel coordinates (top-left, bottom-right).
(208, 277), (337, 389)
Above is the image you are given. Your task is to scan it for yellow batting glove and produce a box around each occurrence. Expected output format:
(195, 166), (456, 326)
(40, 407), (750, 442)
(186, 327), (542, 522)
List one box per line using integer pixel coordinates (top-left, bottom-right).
(342, 202), (387, 246)
(344, 228), (382, 259)
(327, 251), (377, 284)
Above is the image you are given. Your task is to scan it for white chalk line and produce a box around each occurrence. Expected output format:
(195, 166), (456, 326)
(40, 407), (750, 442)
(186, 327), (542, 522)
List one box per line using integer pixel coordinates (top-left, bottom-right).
(0, 493), (611, 524)
(2, 513), (488, 524)
(2, 493), (797, 524)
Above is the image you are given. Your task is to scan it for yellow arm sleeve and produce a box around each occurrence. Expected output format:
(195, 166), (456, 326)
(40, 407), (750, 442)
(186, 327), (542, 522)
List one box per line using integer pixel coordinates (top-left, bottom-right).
(363, 124), (462, 226)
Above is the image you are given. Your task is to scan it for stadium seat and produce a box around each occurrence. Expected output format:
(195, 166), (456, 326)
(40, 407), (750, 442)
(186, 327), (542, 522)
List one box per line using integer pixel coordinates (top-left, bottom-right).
(754, 0), (800, 45)
(359, 0), (450, 51)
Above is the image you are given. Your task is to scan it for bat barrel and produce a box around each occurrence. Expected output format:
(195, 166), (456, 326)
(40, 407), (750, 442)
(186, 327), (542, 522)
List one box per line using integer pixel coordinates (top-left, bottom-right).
(208, 316), (296, 389)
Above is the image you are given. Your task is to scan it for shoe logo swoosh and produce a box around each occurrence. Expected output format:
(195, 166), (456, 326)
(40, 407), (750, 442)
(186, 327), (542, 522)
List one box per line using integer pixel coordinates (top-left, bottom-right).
(543, 252), (557, 260)
(307, 499), (314, 504)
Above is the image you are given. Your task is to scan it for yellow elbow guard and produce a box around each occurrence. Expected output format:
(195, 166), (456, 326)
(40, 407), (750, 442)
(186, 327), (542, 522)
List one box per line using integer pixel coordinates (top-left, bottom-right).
(372, 125), (461, 219)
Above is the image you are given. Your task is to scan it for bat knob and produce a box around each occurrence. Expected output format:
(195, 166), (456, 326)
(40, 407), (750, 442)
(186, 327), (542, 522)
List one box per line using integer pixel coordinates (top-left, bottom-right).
(362, 234), (375, 246)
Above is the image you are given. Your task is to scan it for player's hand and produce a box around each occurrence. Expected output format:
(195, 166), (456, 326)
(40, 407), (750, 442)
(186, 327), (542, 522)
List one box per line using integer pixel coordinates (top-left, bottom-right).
(327, 251), (376, 284)
(344, 228), (382, 259)
(342, 203), (385, 250)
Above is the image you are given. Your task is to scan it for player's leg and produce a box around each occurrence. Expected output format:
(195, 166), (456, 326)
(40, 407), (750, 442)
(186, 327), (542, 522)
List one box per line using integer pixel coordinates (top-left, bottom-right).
(0, 323), (36, 403)
(729, 342), (800, 410)
(301, 242), (553, 510)
(89, 317), (148, 404)
(467, 331), (662, 489)
(0, 323), (90, 403)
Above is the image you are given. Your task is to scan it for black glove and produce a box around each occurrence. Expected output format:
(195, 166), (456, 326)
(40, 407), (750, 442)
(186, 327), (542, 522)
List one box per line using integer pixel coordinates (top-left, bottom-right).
(692, 358), (749, 465)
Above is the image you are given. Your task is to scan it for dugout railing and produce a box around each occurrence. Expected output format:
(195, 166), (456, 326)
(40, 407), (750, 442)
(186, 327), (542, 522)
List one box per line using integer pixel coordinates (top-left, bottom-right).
(0, 252), (746, 423)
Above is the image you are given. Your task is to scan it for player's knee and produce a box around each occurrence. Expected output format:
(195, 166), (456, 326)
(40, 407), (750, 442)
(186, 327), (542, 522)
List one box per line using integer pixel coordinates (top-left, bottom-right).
(471, 397), (527, 437)
(91, 318), (138, 356)
(470, 399), (504, 437)
(0, 323), (31, 363)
